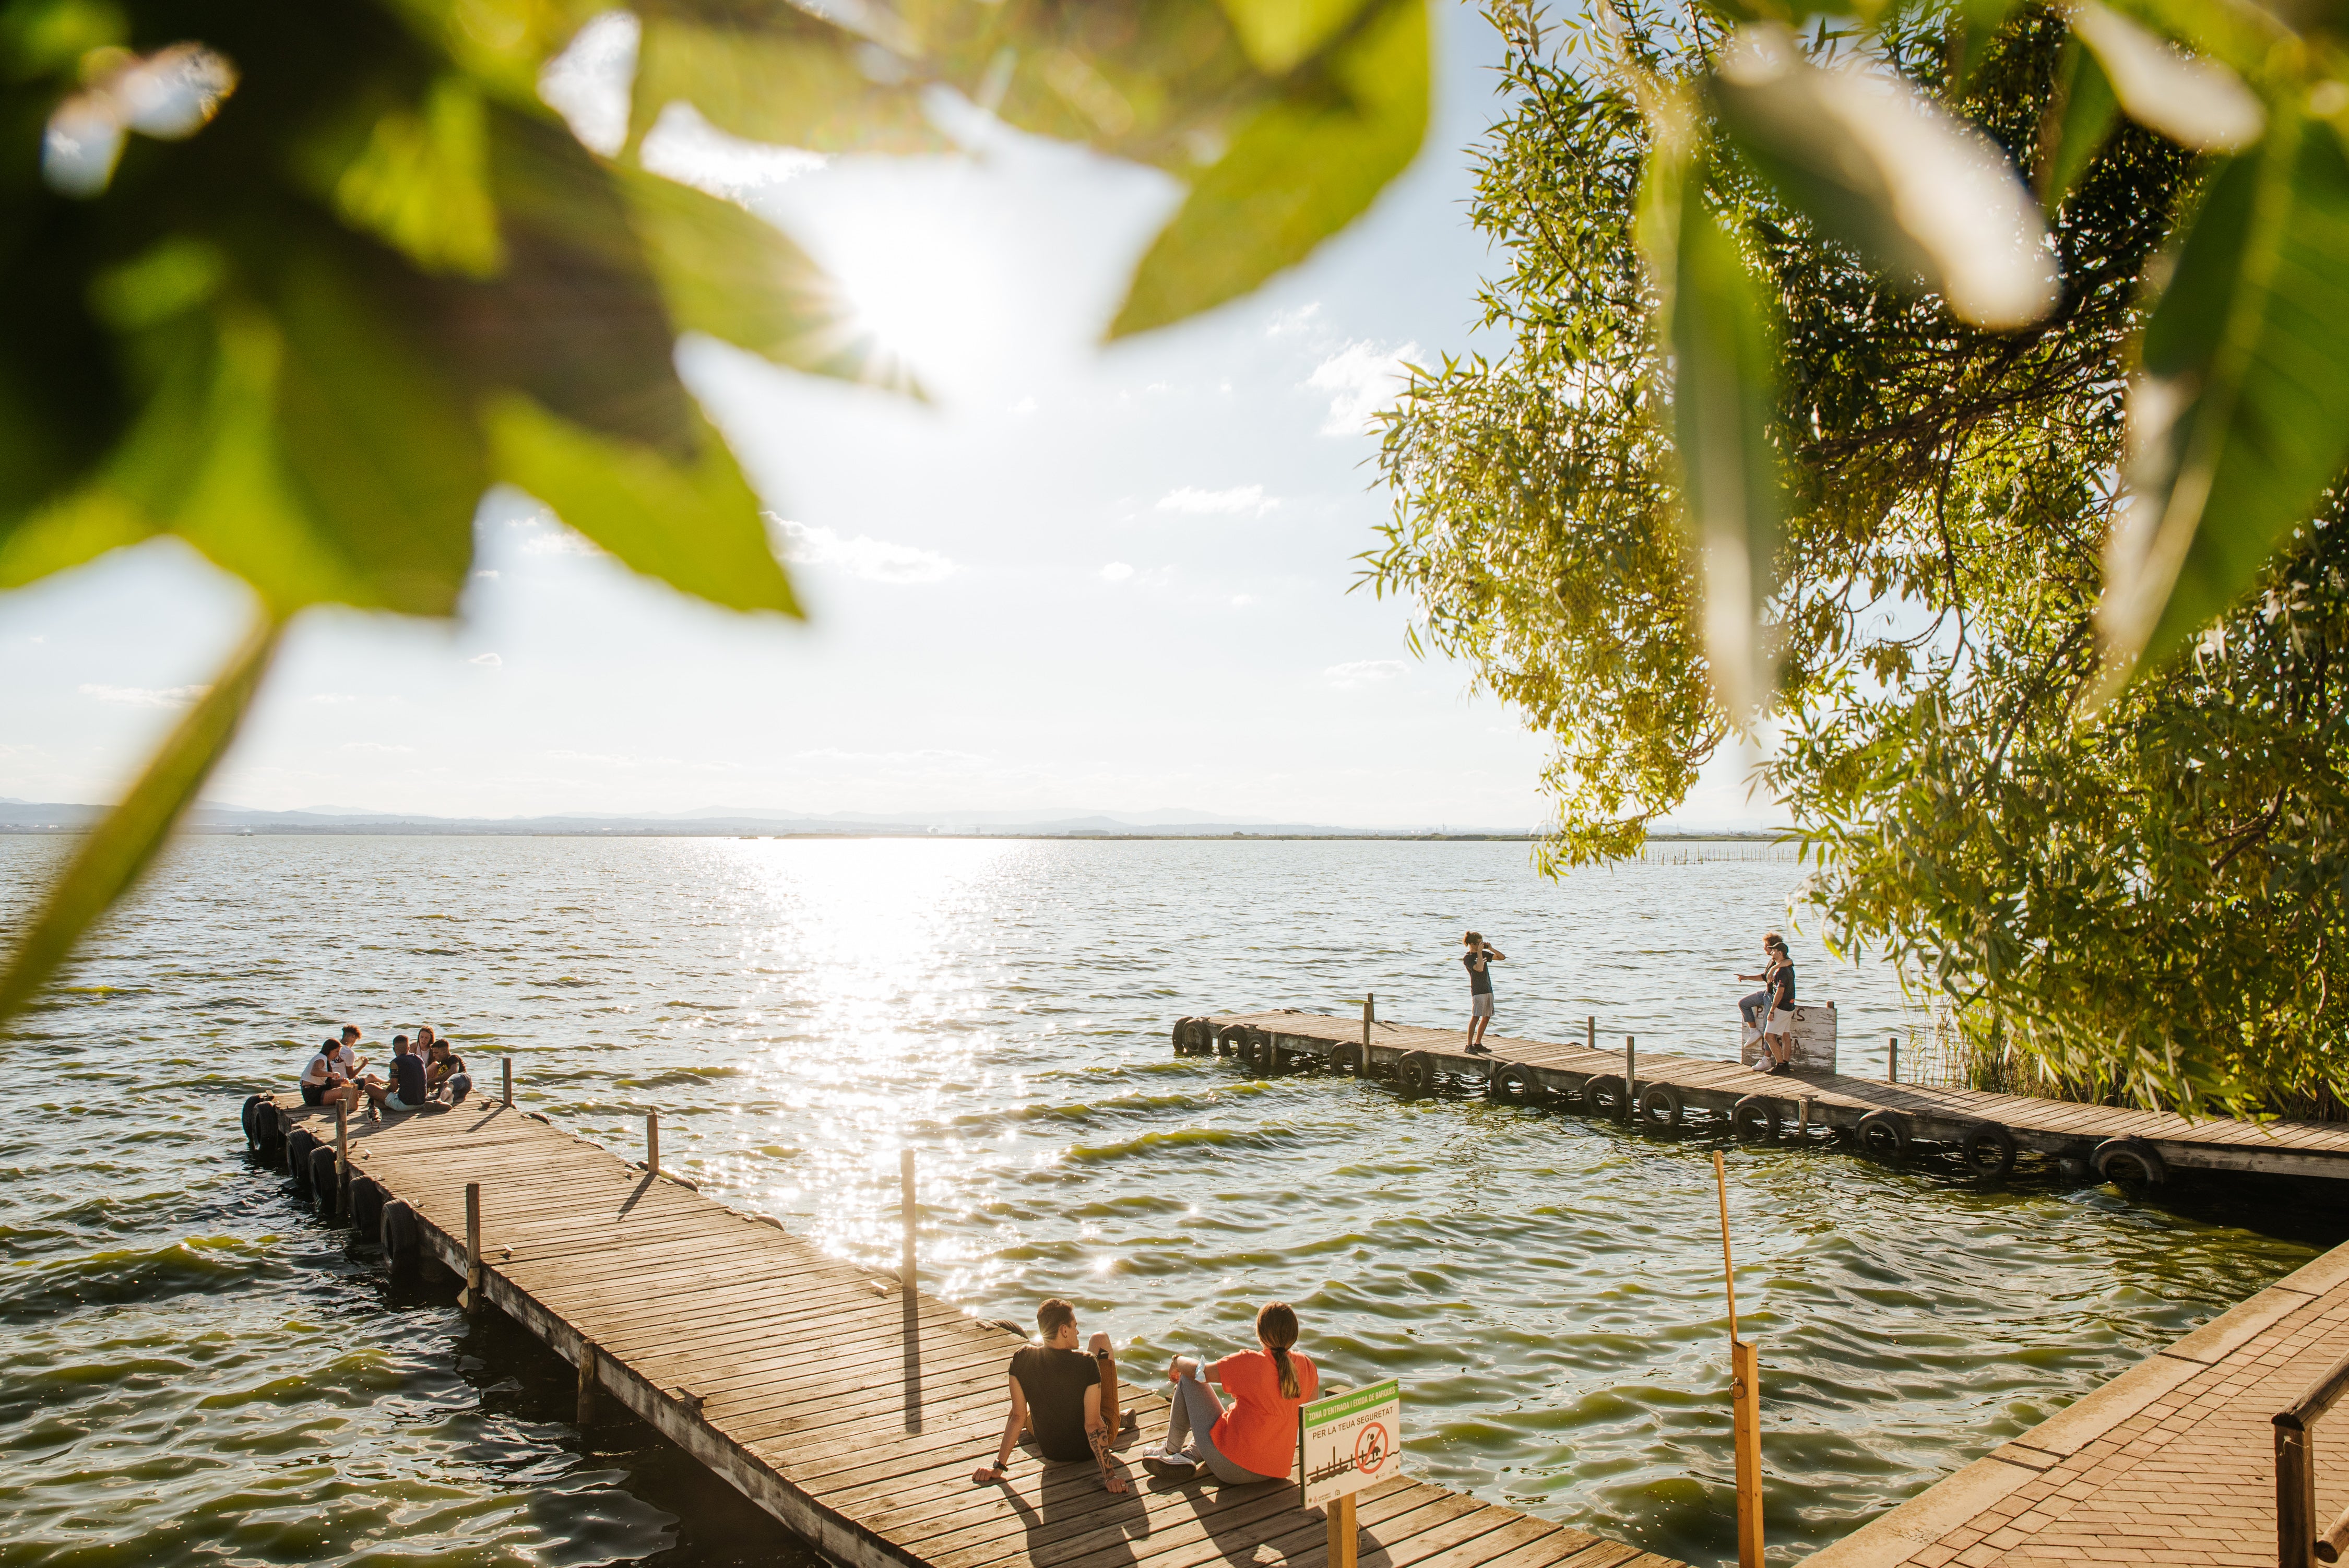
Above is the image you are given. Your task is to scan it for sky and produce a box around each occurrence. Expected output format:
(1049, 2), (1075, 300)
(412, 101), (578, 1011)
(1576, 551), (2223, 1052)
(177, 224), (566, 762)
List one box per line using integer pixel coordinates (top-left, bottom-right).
(0, 6), (1784, 831)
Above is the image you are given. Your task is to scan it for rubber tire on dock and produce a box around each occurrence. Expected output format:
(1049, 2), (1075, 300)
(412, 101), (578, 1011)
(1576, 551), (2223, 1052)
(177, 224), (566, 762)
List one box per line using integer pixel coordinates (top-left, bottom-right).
(2092, 1136), (2166, 1186)
(1636, 1083), (1684, 1128)
(241, 1094), (268, 1146)
(1856, 1109), (1912, 1159)
(286, 1128), (318, 1193)
(381, 1198), (421, 1279)
(1242, 1029), (1279, 1077)
(1583, 1075), (1628, 1116)
(1487, 1061), (1545, 1106)
(1329, 1042), (1367, 1077)
(1962, 1122), (2018, 1178)
(1171, 1016), (1199, 1056)
(1396, 1052), (1439, 1098)
(1214, 1024), (1246, 1058)
(350, 1177), (385, 1238)
(307, 1146), (340, 1217)
(1730, 1095), (1780, 1143)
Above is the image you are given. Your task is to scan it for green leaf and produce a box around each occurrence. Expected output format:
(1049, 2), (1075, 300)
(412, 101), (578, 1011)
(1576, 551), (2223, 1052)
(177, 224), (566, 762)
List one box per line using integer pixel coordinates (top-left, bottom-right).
(2102, 116), (2349, 677)
(310, 75), (506, 278)
(0, 614), (281, 1029)
(1709, 23), (2056, 329)
(1109, 0), (1427, 338)
(486, 393), (800, 616)
(616, 168), (911, 393)
(1214, 0), (1375, 76)
(1947, 0), (2020, 88)
(2069, 2), (2262, 153)
(1659, 159), (1784, 720)
(0, 487), (156, 589)
(629, 18), (941, 156)
(2036, 37), (2119, 213)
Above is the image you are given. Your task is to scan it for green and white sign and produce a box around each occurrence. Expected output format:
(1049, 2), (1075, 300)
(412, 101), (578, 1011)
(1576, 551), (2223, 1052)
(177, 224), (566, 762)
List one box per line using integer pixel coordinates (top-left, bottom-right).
(1299, 1379), (1401, 1507)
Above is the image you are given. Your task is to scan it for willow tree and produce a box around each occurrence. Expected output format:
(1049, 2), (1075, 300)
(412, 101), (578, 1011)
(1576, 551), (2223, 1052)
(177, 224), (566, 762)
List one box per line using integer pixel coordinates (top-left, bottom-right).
(1369, 1), (2349, 1110)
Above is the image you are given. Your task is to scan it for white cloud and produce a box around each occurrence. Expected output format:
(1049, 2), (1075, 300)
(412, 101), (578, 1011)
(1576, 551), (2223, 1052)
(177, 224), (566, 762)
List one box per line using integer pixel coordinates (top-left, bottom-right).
(79, 683), (207, 707)
(1010, 396), (1038, 417)
(342, 742), (413, 755)
(1267, 303), (1321, 337)
(308, 693), (358, 705)
(1324, 659), (1407, 689)
(1230, 594), (1256, 609)
(778, 520), (955, 585)
(538, 10), (637, 158)
(519, 526), (599, 557)
(1305, 340), (1420, 436)
(1157, 485), (1279, 518)
(640, 101), (827, 200)
(470, 653), (503, 667)
(1100, 562), (1135, 583)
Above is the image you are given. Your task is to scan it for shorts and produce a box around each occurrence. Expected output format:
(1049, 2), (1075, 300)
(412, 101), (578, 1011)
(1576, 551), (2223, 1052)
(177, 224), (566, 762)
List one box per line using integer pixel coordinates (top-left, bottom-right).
(300, 1083), (326, 1107)
(1470, 993), (1494, 1019)
(386, 1092), (419, 1113)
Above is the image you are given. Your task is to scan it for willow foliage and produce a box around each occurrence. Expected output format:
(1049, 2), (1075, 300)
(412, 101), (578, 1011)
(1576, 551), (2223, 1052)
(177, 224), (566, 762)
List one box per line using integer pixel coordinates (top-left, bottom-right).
(1369, 2), (2349, 1111)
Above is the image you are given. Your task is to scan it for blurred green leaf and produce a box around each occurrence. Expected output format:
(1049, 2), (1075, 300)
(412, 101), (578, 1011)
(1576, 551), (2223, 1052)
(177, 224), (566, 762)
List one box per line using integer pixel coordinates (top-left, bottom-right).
(0, 614), (281, 1029)
(487, 393), (800, 615)
(2036, 35), (2118, 212)
(1215, 0), (1375, 75)
(1710, 22), (2056, 328)
(0, 487), (155, 588)
(1947, 0), (2021, 87)
(617, 167), (910, 392)
(1658, 156), (1783, 720)
(630, 17), (941, 156)
(2069, 2), (2262, 154)
(1109, 0), (1427, 338)
(309, 75), (506, 278)
(2102, 118), (2349, 678)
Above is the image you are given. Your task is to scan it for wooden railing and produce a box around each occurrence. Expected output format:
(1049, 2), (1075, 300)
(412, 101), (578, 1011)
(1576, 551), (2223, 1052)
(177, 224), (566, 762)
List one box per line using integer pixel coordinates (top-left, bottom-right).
(2276, 1351), (2349, 1565)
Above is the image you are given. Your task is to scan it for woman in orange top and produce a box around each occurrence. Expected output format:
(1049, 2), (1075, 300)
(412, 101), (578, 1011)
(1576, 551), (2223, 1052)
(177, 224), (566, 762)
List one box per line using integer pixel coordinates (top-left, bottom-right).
(1144, 1302), (1319, 1483)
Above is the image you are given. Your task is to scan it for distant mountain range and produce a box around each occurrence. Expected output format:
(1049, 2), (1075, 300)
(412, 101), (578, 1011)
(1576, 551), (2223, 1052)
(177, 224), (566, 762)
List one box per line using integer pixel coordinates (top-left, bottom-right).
(0, 797), (1781, 840)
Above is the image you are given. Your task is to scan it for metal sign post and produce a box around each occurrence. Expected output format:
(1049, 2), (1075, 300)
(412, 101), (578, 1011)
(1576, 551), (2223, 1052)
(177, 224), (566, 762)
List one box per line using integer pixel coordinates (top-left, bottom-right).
(1300, 1378), (1402, 1568)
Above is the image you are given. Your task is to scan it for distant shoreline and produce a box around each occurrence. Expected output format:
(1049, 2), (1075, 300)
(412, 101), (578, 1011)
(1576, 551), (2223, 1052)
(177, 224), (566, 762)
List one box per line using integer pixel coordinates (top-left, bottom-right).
(0, 825), (1788, 844)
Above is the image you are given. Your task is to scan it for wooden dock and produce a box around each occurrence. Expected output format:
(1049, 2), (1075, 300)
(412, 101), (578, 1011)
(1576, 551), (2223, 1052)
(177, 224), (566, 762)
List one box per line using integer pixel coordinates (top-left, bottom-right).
(1183, 1012), (2349, 1183)
(1803, 1236), (2349, 1567)
(243, 1091), (1685, 1568)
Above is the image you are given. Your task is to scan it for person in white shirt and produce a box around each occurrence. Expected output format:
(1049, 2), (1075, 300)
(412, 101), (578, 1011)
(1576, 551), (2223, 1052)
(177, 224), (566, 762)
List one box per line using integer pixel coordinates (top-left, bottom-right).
(331, 1024), (366, 1083)
(299, 1039), (358, 1110)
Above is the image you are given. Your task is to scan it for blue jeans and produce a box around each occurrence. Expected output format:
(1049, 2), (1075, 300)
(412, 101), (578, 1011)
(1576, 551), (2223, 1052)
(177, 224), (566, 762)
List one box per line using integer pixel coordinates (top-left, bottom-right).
(1739, 991), (1770, 1026)
(1164, 1370), (1283, 1484)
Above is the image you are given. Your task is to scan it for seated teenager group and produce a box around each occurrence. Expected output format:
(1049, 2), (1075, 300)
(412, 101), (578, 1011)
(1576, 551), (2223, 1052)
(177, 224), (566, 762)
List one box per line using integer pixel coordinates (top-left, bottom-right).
(298, 1024), (472, 1117)
(975, 1297), (1316, 1494)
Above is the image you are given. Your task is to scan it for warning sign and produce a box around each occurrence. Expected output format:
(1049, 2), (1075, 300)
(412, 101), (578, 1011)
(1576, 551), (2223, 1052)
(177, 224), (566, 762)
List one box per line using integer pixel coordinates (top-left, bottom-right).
(1299, 1379), (1401, 1507)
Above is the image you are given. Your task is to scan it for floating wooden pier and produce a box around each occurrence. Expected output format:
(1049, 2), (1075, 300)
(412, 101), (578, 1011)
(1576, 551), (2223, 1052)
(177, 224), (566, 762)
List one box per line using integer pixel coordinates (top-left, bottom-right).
(241, 1091), (1684, 1568)
(1806, 1235), (2349, 1567)
(1179, 1012), (2349, 1183)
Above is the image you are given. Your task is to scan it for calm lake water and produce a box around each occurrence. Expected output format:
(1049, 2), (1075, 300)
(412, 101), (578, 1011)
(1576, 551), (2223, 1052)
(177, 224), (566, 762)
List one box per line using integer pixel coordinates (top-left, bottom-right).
(0, 836), (2333, 1568)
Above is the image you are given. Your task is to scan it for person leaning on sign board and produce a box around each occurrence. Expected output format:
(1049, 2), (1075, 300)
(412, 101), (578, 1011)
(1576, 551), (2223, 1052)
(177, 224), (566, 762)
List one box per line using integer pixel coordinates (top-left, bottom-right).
(1144, 1302), (1320, 1484)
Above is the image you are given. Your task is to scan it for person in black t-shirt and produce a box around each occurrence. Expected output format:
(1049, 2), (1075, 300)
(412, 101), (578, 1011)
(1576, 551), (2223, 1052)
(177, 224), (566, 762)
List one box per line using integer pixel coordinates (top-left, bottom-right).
(362, 1038), (432, 1115)
(1462, 930), (1506, 1054)
(973, 1298), (1128, 1492)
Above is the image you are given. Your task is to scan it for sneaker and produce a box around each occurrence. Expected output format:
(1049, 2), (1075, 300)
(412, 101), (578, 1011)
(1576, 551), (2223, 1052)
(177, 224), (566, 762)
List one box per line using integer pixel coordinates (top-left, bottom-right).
(1142, 1451), (1200, 1480)
(1466, 1043), (1491, 1055)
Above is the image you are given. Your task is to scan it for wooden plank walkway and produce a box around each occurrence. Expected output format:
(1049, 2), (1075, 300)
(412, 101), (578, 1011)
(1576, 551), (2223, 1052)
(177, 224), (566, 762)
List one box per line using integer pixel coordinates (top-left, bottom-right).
(250, 1094), (1684, 1568)
(1802, 1237), (2349, 1567)
(1193, 1013), (2349, 1181)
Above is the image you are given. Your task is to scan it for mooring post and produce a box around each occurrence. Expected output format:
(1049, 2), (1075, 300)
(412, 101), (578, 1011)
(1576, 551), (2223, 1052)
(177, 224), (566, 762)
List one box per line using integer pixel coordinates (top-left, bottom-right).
(1625, 1035), (1637, 1118)
(647, 1110), (659, 1177)
(461, 1181), (482, 1314)
(1797, 1095), (1813, 1140)
(576, 1342), (599, 1427)
(1327, 1491), (1358, 1568)
(503, 1056), (513, 1107)
(1361, 992), (1374, 1049)
(1715, 1150), (1764, 1568)
(2279, 1416), (2315, 1568)
(1888, 1035), (1900, 1084)
(900, 1147), (918, 1293)
(334, 1101), (351, 1222)
(1586, 1015), (1595, 1054)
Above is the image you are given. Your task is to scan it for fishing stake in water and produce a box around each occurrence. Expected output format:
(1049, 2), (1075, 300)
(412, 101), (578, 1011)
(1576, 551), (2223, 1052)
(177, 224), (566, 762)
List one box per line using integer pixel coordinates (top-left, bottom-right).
(1715, 1149), (1764, 1568)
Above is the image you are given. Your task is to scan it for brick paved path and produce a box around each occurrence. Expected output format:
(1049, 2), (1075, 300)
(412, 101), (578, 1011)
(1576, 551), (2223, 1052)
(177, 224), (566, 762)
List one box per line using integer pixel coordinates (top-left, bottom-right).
(1807, 1243), (2349, 1567)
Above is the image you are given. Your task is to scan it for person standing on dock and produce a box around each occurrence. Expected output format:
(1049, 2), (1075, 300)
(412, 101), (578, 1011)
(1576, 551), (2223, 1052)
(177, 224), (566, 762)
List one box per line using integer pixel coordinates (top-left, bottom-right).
(1462, 930), (1505, 1054)
(1736, 933), (1797, 1073)
(973, 1299), (1129, 1493)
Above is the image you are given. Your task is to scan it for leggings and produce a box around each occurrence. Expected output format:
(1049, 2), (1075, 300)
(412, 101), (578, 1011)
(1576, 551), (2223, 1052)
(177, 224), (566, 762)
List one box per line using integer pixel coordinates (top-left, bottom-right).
(1165, 1370), (1283, 1484)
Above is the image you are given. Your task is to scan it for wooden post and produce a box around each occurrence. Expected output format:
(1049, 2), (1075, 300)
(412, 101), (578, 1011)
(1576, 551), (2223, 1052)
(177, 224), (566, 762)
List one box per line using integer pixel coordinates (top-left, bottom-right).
(647, 1110), (660, 1177)
(900, 1147), (918, 1292)
(1715, 1150), (1763, 1568)
(1889, 1035), (1900, 1084)
(1625, 1035), (1637, 1116)
(577, 1343), (599, 1427)
(503, 1056), (513, 1107)
(1361, 993), (1374, 1049)
(334, 1102), (350, 1222)
(2280, 1417), (2316, 1568)
(1586, 1016), (1595, 1053)
(1327, 1491), (1358, 1568)
(461, 1181), (482, 1314)
(1797, 1096), (1813, 1139)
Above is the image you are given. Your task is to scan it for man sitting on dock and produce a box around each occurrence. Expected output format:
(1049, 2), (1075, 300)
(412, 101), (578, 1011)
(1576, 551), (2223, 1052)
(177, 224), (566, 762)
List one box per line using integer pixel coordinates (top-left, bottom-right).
(972, 1299), (1129, 1493)
(361, 1037), (432, 1117)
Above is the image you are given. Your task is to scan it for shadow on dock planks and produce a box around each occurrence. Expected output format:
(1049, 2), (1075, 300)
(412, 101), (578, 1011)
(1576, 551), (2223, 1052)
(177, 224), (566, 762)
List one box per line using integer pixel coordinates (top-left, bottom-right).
(242, 1091), (1687, 1568)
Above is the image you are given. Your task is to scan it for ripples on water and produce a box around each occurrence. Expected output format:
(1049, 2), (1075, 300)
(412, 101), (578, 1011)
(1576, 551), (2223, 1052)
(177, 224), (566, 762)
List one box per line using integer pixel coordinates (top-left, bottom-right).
(0, 837), (2334, 1568)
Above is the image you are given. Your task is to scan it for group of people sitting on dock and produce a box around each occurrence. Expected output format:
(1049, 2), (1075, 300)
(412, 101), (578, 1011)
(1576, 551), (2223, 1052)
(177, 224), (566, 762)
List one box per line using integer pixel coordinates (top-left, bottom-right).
(975, 1298), (1315, 1493)
(298, 1024), (472, 1116)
